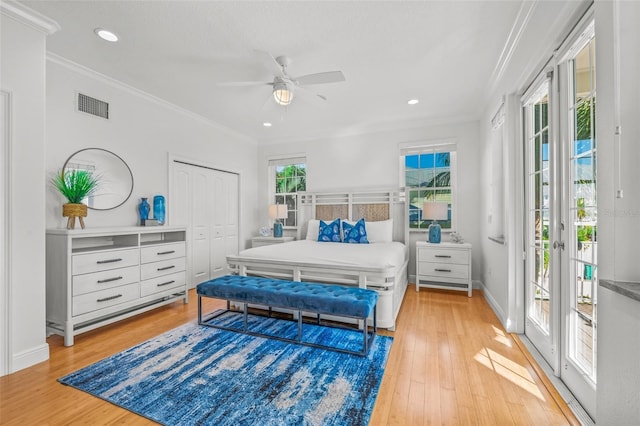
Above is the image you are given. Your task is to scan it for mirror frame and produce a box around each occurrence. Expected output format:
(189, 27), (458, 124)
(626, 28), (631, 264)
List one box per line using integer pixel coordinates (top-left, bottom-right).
(62, 148), (134, 211)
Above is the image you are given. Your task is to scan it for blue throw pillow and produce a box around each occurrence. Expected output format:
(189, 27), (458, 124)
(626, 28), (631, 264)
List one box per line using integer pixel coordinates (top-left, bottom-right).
(318, 219), (342, 242)
(342, 218), (369, 244)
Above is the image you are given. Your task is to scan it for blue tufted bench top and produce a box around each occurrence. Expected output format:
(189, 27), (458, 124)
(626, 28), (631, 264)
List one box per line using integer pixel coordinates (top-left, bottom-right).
(197, 275), (378, 318)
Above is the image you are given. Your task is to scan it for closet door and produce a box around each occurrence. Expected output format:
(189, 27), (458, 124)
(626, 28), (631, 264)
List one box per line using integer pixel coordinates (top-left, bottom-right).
(210, 170), (239, 277)
(171, 161), (239, 288)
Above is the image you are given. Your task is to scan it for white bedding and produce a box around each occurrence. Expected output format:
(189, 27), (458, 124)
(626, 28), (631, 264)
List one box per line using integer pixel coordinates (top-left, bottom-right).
(238, 240), (406, 270)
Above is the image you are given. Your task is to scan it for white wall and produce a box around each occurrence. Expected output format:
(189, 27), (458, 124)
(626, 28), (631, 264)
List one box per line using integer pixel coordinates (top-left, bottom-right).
(0, 8), (54, 373)
(595, 1), (640, 423)
(45, 58), (259, 249)
(258, 120), (483, 283)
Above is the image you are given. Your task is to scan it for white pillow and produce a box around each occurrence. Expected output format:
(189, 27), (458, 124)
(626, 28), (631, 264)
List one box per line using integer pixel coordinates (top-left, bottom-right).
(305, 219), (321, 240)
(365, 219), (393, 243)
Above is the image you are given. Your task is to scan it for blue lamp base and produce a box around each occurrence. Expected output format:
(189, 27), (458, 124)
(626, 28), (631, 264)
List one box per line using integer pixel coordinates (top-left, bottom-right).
(273, 222), (283, 238)
(428, 222), (441, 243)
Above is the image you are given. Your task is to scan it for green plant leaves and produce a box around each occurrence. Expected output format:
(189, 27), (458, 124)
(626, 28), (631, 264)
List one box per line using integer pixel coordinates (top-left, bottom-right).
(51, 169), (100, 204)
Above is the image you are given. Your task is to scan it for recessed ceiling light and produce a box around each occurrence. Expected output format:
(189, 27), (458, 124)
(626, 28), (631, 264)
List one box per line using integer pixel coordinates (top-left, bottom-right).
(408, 99), (419, 105)
(263, 122), (272, 127)
(94, 28), (119, 42)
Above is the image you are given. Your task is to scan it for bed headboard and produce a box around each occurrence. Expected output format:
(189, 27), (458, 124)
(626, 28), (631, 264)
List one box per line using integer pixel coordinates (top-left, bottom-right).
(297, 189), (408, 243)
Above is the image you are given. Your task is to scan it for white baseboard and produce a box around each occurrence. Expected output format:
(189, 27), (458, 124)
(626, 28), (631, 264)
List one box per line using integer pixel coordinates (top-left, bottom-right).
(12, 343), (49, 373)
(480, 282), (509, 330)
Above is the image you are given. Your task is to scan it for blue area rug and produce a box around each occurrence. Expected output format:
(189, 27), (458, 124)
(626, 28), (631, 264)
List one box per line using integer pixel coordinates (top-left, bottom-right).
(59, 312), (393, 425)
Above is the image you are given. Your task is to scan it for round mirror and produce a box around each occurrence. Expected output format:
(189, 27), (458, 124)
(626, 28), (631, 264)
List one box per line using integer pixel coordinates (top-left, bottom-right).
(63, 148), (134, 210)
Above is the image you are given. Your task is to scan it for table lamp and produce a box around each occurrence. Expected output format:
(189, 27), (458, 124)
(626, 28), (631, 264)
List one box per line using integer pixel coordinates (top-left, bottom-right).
(422, 201), (448, 243)
(269, 204), (288, 237)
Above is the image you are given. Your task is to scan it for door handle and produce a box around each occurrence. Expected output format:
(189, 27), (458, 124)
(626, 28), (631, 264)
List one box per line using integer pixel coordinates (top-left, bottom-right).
(552, 241), (565, 250)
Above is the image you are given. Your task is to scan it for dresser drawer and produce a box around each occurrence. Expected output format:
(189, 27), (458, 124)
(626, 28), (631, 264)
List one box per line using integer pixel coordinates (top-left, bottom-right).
(140, 242), (186, 264)
(141, 271), (186, 297)
(140, 257), (186, 280)
(72, 249), (139, 275)
(418, 262), (469, 280)
(418, 248), (469, 265)
(72, 265), (139, 296)
(73, 282), (139, 316)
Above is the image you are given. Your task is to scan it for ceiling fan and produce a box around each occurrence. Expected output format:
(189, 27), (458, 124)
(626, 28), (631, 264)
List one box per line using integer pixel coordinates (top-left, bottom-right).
(219, 52), (346, 107)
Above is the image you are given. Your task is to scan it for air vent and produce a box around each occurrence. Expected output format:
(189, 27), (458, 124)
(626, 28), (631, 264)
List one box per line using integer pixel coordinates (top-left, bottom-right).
(77, 93), (109, 119)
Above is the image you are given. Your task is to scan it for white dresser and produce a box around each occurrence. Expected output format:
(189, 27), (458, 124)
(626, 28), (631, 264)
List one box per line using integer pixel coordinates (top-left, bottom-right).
(415, 241), (472, 297)
(46, 226), (187, 346)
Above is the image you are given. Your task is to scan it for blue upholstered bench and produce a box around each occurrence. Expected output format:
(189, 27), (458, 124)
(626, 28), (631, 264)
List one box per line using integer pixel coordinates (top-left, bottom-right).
(197, 275), (378, 356)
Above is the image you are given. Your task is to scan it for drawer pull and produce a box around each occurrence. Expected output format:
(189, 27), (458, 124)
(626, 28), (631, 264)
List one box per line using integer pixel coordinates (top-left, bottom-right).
(96, 258), (123, 264)
(157, 250), (176, 255)
(97, 294), (123, 303)
(435, 268), (452, 273)
(157, 265), (175, 271)
(157, 280), (176, 287)
(97, 276), (123, 284)
(435, 255), (452, 258)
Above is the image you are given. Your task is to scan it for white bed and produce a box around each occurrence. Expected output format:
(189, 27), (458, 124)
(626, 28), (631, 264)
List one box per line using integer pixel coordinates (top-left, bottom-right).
(226, 189), (409, 330)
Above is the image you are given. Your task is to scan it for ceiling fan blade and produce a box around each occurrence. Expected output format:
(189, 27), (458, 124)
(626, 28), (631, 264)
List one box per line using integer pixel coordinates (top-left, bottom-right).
(217, 81), (272, 87)
(254, 49), (285, 77)
(297, 86), (328, 103)
(294, 71), (345, 86)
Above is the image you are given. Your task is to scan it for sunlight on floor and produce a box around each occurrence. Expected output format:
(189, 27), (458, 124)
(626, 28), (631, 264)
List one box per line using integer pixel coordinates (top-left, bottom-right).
(474, 347), (546, 401)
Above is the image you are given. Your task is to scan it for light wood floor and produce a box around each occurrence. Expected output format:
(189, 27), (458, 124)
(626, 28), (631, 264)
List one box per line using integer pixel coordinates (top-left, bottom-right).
(0, 286), (579, 425)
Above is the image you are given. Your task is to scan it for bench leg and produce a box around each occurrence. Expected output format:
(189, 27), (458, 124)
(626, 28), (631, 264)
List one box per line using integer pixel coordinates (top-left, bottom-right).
(298, 310), (303, 342)
(243, 302), (248, 332)
(198, 295), (202, 325)
(363, 316), (368, 355)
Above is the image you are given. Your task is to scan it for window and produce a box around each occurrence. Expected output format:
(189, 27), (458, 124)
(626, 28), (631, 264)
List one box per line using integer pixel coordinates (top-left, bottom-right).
(269, 156), (306, 227)
(400, 142), (456, 230)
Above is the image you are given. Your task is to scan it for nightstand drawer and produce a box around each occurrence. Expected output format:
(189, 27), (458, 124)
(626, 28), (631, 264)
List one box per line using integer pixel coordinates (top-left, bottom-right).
(418, 248), (468, 265)
(418, 262), (469, 280)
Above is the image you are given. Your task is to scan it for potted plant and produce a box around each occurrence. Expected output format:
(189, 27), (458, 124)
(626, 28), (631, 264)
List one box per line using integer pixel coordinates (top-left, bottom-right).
(51, 169), (100, 229)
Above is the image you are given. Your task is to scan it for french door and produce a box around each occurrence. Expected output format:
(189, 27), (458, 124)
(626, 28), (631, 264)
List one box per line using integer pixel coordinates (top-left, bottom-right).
(523, 20), (597, 420)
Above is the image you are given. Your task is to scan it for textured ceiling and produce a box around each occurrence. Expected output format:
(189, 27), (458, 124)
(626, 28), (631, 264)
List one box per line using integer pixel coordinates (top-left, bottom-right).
(23, 1), (583, 144)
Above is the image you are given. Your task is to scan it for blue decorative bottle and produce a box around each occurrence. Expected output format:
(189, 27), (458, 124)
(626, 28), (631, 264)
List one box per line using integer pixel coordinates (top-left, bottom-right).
(153, 195), (165, 225)
(138, 198), (150, 225)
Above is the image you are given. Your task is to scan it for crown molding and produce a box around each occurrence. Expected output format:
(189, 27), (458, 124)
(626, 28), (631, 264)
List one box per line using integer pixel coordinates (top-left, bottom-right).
(46, 52), (256, 146)
(0, 1), (60, 35)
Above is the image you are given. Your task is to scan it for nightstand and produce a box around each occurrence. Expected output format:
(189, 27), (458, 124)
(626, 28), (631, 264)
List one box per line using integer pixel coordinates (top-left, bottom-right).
(416, 241), (472, 297)
(251, 236), (295, 248)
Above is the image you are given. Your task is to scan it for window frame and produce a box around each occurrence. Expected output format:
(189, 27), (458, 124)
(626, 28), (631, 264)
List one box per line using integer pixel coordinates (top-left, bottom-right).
(399, 140), (458, 233)
(268, 156), (307, 229)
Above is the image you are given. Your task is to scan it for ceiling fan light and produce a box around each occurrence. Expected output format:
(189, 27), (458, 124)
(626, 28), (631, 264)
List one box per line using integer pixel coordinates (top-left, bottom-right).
(273, 82), (293, 106)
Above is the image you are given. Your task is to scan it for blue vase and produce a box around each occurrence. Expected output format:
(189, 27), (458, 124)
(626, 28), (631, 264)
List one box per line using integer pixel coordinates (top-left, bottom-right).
(273, 222), (283, 238)
(138, 198), (150, 224)
(153, 195), (165, 225)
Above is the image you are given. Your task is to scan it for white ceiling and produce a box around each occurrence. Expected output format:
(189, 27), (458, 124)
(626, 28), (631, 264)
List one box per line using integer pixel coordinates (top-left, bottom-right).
(23, 1), (583, 144)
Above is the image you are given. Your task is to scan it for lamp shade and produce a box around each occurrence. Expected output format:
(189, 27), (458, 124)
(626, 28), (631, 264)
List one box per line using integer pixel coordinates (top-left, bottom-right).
(269, 204), (288, 220)
(422, 201), (448, 221)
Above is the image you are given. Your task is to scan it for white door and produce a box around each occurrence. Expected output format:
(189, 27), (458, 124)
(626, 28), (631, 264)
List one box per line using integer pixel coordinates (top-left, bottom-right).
(557, 24), (597, 418)
(210, 170), (239, 278)
(522, 19), (597, 419)
(170, 161), (239, 288)
(523, 75), (557, 370)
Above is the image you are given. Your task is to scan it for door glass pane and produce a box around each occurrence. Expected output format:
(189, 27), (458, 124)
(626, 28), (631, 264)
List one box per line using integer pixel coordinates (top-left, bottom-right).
(569, 38), (597, 382)
(526, 83), (551, 334)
